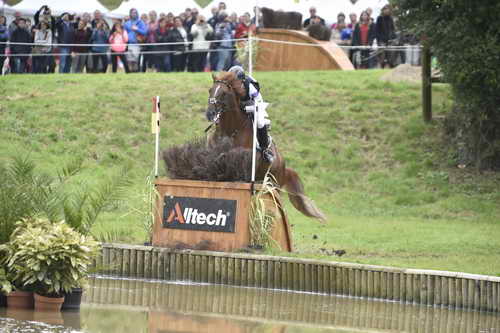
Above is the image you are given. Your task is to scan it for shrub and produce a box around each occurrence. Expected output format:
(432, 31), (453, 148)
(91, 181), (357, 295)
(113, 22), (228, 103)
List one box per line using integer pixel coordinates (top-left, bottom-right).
(2, 220), (100, 296)
(393, 0), (500, 169)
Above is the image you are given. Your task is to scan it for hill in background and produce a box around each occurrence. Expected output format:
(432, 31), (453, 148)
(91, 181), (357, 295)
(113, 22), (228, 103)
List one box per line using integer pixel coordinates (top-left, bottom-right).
(1, 70), (499, 275)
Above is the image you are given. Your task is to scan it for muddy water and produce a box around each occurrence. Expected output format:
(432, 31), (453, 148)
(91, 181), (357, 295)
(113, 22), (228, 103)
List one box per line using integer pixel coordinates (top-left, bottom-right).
(1, 276), (499, 332)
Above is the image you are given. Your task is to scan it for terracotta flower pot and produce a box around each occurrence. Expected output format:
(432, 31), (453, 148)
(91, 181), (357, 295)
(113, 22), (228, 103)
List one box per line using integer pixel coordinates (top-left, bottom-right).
(6, 290), (34, 309)
(34, 293), (65, 312)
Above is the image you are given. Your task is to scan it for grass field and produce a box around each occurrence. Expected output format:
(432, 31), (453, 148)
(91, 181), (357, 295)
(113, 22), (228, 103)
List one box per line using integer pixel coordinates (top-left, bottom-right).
(1, 70), (499, 276)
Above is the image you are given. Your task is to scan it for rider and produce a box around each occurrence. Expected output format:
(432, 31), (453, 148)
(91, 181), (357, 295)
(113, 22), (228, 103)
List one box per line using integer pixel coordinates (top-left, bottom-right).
(228, 65), (274, 164)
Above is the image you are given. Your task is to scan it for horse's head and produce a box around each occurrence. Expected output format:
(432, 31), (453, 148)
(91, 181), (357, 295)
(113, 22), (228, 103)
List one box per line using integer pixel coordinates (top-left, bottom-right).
(206, 72), (245, 123)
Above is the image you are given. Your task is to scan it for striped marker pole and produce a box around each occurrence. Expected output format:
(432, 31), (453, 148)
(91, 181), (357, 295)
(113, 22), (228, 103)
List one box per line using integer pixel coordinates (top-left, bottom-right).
(152, 96), (161, 177)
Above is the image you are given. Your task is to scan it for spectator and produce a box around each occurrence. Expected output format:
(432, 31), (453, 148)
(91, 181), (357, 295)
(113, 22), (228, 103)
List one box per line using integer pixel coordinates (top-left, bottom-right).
(235, 13), (251, 39)
(8, 11), (22, 35)
(143, 10), (159, 72)
(214, 11), (233, 71)
(331, 12), (346, 30)
(348, 13), (357, 29)
(34, 5), (57, 72)
(376, 4), (396, 68)
(331, 13), (347, 45)
(219, 2), (227, 11)
(34, 5), (56, 33)
(10, 18), (32, 74)
(159, 12), (166, 19)
(166, 13), (175, 29)
(56, 13), (76, 73)
(303, 7), (325, 28)
(0, 15), (8, 70)
(366, 8), (375, 24)
(124, 8), (147, 72)
(192, 8), (200, 24)
(72, 19), (92, 73)
(32, 20), (52, 73)
(154, 17), (171, 72)
(190, 15), (213, 72)
(90, 19), (109, 73)
(109, 22), (129, 73)
(208, 6), (219, 29)
(184, 8), (196, 32)
(229, 12), (238, 29)
(91, 10), (104, 28)
(351, 11), (376, 69)
(167, 17), (188, 71)
(81, 13), (92, 27)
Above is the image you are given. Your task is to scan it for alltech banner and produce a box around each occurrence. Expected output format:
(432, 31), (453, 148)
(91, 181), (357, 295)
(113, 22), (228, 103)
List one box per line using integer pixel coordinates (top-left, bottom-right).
(162, 196), (237, 233)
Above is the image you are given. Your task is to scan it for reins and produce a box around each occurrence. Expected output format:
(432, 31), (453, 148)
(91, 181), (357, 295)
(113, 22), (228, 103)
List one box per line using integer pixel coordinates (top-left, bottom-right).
(205, 79), (251, 137)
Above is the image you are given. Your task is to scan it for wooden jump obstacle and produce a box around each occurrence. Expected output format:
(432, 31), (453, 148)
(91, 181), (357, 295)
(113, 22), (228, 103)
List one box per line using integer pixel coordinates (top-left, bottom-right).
(152, 179), (293, 252)
(255, 28), (354, 71)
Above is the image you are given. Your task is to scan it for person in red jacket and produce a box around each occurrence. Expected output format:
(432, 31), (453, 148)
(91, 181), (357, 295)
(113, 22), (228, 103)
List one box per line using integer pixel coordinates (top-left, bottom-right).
(351, 11), (376, 69)
(234, 13), (251, 39)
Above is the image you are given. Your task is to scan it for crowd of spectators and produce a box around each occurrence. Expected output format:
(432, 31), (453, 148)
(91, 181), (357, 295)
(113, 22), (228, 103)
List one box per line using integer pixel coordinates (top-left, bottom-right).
(305, 4), (420, 69)
(0, 2), (419, 74)
(0, 2), (254, 74)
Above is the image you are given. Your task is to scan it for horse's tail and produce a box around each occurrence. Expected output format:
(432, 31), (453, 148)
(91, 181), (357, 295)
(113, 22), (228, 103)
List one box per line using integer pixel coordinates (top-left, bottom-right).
(283, 167), (327, 223)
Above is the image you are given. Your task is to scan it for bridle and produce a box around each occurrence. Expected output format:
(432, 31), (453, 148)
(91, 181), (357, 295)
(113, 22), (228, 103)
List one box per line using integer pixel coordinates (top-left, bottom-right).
(205, 80), (249, 136)
(207, 80), (232, 124)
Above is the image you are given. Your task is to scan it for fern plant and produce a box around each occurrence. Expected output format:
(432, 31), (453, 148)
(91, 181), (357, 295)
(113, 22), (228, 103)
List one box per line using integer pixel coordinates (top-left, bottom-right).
(0, 156), (131, 243)
(61, 168), (132, 236)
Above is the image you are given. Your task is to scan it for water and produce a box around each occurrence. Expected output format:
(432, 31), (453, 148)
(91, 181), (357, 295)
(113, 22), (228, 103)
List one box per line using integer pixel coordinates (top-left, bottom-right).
(1, 276), (499, 332)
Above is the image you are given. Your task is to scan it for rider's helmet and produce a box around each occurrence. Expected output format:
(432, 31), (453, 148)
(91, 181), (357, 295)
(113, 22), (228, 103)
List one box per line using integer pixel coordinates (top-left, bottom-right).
(228, 65), (246, 80)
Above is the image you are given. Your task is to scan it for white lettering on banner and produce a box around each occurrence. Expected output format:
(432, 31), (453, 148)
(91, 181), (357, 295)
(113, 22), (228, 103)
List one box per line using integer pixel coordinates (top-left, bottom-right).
(197, 213), (206, 225)
(207, 214), (216, 225)
(180, 207), (229, 226)
(216, 210), (227, 226)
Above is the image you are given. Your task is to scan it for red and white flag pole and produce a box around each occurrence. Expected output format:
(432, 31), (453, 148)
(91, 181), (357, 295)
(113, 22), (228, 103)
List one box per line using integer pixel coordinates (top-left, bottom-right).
(152, 96), (161, 177)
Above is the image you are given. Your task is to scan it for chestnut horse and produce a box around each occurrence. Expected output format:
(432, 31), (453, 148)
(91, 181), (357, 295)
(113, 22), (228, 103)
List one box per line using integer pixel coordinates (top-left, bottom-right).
(206, 72), (326, 222)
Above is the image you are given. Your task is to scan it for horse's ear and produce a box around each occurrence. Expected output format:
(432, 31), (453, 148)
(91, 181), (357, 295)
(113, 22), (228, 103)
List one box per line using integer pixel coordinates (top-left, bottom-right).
(211, 73), (216, 82)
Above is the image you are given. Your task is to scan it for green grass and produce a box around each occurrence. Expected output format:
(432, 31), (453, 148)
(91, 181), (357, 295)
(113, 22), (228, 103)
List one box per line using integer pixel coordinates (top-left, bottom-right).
(1, 70), (499, 276)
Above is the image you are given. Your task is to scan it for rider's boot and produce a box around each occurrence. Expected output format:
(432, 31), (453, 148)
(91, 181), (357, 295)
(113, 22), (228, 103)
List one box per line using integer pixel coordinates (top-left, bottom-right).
(257, 125), (274, 164)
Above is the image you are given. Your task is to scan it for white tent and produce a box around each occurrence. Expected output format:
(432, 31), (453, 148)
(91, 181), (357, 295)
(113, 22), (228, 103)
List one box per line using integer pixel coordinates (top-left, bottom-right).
(110, 0), (201, 18)
(200, 0), (306, 22)
(1, 1), (19, 25)
(9, 0), (108, 16)
(294, 0), (355, 25)
(351, 0), (389, 18)
(200, 0), (258, 18)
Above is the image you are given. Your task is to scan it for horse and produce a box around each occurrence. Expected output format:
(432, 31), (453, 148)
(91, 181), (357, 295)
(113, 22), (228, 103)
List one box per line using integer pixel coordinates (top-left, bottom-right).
(205, 71), (327, 223)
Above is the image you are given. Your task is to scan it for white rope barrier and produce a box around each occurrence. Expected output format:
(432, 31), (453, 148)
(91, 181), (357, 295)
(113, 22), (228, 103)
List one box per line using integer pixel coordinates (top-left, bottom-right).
(0, 38), (248, 48)
(1, 37), (422, 50)
(5, 48), (238, 58)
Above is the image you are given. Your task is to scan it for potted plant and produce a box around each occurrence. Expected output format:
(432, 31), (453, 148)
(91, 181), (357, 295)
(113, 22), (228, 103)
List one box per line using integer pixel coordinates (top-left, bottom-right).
(0, 245), (35, 309)
(3, 219), (99, 312)
(0, 266), (13, 307)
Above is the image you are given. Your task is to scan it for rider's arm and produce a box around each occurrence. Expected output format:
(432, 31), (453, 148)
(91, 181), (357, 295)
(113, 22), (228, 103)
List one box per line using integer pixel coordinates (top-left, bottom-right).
(249, 83), (263, 103)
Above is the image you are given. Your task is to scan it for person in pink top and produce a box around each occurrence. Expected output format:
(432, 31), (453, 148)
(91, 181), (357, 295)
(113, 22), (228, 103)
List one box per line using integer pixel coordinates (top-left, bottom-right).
(109, 22), (129, 73)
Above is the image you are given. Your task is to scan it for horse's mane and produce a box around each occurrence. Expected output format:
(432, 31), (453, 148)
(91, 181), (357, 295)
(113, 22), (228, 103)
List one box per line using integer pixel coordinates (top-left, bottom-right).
(213, 72), (246, 98)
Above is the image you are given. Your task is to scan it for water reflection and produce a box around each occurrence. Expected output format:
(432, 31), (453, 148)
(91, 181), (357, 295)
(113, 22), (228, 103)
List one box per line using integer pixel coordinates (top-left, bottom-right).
(0, 308), (81, 333)
(83, 276), (500, 333)
(1, 276), (499, 333)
